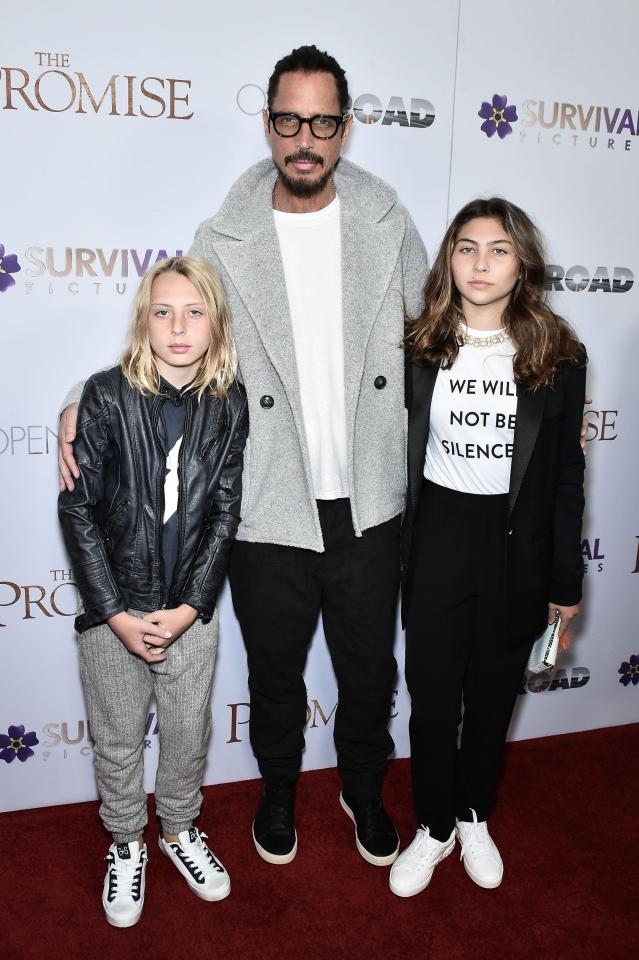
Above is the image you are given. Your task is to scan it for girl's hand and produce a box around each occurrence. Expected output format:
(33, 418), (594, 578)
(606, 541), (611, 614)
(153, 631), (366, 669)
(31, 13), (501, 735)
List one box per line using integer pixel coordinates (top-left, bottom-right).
(142, 604), (199, 649)
(580, 395), (592, 454)
(107, 611), (171, 663)
(548, 601), (580, 647)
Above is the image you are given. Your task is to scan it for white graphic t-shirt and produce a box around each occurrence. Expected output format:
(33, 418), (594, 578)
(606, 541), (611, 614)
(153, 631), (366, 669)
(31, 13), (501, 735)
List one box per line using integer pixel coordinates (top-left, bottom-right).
(424, 328), (517, 495)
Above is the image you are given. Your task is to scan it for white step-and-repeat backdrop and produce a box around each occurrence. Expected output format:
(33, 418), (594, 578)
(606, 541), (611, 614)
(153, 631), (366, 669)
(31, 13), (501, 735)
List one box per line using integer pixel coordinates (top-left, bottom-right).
(1, 0), (637, 812)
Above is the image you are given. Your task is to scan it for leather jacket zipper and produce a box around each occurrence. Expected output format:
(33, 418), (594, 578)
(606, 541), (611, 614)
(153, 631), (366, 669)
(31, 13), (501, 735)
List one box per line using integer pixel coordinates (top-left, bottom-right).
(199, 403), (227, 461)
(151, 398), (167, 608)
(103, 499), (129, 549)
(170, 399), (193, 601)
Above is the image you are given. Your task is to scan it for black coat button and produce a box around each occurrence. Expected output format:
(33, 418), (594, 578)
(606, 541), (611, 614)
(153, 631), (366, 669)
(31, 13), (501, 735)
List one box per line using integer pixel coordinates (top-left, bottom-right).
(374, 376), (387, 390)
(260, 395), (274, 409)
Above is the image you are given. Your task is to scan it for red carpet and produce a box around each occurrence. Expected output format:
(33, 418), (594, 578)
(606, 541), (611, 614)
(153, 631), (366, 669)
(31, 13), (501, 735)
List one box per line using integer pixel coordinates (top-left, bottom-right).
(1, 724), (636, 960)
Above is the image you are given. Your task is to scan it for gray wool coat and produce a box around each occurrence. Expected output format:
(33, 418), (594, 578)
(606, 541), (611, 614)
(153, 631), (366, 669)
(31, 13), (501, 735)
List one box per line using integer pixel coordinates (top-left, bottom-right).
(189, 158), (427, 552)
(63, 158), (427, 553)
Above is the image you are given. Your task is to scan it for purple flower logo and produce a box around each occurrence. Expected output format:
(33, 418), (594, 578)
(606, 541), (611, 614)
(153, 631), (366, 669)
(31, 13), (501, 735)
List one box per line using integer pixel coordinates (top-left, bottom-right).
(0, 724), (39, 763)
(0, 243), (21, 292)
(618, 655), (639, 686)
(478, 94), (518, 139)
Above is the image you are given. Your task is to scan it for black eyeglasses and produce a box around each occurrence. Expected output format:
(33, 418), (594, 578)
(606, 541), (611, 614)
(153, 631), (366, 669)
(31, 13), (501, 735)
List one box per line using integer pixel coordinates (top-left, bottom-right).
(268, 111), (349, 139)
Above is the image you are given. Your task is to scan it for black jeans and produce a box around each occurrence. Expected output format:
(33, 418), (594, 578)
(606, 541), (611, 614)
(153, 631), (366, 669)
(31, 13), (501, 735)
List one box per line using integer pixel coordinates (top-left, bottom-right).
(405, 480), (532, 840)
(228, 499), (400, 800)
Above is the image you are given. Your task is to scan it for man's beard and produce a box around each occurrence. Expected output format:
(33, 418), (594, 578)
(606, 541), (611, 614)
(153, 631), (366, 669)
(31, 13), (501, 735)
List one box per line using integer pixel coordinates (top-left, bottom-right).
(277, 150), (340, 198)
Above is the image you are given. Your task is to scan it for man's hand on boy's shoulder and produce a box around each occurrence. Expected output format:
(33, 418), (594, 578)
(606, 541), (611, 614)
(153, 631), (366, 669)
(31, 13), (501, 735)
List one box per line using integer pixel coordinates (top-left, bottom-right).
(58, 402), (80, 492)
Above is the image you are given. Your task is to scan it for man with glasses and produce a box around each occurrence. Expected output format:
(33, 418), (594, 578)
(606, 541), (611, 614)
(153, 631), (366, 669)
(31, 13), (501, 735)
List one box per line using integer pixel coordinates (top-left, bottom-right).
(58, 45), (427, 869)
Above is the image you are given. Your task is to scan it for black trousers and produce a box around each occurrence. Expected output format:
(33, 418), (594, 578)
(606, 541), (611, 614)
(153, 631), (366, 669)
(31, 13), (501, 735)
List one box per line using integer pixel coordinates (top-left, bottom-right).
(228, 499), (400, 800)
(405, 480), (532, 841)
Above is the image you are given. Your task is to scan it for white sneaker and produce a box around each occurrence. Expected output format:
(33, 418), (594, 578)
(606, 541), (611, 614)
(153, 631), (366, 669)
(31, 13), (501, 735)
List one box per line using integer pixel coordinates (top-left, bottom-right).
(389, 827), (455, 897)
(456, 809), (503, 888)
(159, 827), (231, 901)
(102, 840), (147, 928)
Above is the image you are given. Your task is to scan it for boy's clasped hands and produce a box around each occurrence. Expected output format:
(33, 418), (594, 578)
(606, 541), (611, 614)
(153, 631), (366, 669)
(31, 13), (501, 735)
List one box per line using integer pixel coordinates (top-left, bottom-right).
(107, 604), (199, 663)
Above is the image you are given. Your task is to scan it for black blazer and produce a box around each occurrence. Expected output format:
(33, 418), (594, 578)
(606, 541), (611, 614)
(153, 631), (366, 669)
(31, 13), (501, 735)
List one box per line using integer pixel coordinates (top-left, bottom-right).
(402, 349), (587, 646)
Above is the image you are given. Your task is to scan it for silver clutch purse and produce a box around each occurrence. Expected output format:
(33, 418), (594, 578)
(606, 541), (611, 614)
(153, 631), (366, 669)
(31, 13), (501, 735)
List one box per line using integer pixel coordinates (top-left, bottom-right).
(527, 612), (561, 674)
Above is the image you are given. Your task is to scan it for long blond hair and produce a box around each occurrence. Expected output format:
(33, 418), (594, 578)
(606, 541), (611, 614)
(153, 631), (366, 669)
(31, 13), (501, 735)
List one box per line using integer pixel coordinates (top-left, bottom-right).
(404, 198), (582, 388)
(122, 256), (237, 399)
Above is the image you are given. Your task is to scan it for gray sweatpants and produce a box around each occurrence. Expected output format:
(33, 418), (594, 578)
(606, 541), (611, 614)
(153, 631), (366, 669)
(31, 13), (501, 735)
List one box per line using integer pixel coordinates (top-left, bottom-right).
(78, 609), (219, 843)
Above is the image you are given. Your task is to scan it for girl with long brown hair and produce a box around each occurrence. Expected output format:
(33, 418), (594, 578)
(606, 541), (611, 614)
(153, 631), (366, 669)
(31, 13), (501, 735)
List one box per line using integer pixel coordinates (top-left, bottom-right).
(390, 199), (586, 897)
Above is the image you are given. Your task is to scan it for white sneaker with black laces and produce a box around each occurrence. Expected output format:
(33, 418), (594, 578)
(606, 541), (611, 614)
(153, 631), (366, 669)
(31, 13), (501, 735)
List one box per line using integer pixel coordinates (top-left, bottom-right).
(389, 826), (455, 897)
(456, 809), (503, 888)
(102, 840), (147, 928)
(159, 827), (231, 901)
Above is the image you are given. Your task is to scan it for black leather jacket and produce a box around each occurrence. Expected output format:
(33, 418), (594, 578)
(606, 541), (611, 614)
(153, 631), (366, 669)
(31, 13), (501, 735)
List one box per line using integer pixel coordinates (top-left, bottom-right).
(58, 366), (248, 633)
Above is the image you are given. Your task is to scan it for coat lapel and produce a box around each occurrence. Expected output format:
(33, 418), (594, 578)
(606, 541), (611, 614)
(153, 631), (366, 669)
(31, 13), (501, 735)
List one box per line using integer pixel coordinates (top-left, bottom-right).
(508, 384), (546, 516)
(341, 211), (405, 434)
(214, 226), (301, 407)
(408, 363), (439, 511)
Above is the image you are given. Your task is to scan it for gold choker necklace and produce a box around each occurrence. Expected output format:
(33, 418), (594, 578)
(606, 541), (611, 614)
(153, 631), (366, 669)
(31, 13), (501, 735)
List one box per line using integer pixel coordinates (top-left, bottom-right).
(458, 327), (509, 347)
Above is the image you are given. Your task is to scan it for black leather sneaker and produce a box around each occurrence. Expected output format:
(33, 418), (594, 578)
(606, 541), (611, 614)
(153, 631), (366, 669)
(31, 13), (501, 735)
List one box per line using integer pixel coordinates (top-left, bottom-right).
(340, 792), (399, 866)
(252, 780), (297, 864)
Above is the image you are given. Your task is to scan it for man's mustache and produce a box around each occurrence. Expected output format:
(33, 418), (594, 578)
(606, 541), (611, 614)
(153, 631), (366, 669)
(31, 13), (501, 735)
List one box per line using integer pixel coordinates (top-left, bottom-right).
(285, 150), (324, 166)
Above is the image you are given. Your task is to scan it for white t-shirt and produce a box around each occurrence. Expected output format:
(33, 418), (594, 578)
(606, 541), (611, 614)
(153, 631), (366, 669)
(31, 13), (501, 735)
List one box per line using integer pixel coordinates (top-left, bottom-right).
(274, 196), (348, 500)
(424, 328), (517, 494)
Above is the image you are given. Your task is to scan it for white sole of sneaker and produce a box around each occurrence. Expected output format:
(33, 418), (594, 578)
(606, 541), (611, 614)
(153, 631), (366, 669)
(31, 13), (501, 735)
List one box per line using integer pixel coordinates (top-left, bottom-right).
(158, 838), (231, 901)
(389, 837), (456, 898)
(252, 823), (298, 865)
(187, 878), (231, 901)
(461, 858), (503, 889)
(103, 903), (144, 928)
(339, 794), (400, 867)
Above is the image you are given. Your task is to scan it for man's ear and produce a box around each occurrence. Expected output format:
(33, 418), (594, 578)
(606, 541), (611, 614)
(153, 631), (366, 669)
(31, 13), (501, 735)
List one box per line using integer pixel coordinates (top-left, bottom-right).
(262, 108), (271, 139)
(341, 114), (353, 146)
